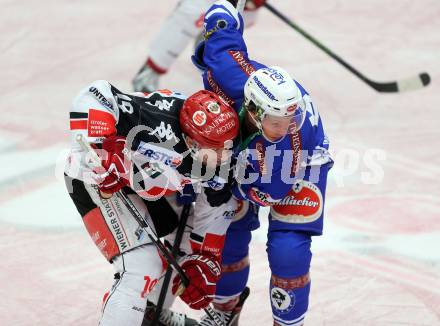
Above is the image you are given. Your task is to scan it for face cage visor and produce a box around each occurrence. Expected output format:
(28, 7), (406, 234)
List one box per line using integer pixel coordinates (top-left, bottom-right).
(248, 101), (307, 143)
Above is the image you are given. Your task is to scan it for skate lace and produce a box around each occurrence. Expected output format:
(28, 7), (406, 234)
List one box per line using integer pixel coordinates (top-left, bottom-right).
(199, 309), (232, 326)
(159, 308), (186, 326)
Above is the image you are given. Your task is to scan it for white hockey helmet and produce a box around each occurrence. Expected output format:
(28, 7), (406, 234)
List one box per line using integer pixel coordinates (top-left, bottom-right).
(243, 66), (306, 137)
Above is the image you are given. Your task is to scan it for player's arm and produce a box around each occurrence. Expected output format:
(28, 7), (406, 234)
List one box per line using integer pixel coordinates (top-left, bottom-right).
(172, 183), (237, 310)
(192, 0), (264, 111)
(67, 80), (130, 195)
(189, 184), (236, 258)
(300, 90), (333, 168)
(69, 80), (119, 147)
(232, 143), (294, 206)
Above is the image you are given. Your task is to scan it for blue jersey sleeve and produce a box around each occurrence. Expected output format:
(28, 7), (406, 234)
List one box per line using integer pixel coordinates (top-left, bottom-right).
(197, 0), (265, 112)
(232, 138), (296, 206)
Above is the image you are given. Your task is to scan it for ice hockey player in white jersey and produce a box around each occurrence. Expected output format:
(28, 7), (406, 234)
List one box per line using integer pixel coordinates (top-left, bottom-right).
(132, 0), (266, 92)
(64, 80), (240, 325)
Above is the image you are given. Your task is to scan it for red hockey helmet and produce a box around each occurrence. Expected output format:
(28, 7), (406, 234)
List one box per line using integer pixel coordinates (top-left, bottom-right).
(180, 90), (239, 149)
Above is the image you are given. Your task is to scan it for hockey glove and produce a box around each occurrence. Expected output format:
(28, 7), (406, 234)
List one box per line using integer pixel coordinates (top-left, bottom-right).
(92, 136), (130, 194)
(172, 254), (222, 310)
(176, 184), (196, 205)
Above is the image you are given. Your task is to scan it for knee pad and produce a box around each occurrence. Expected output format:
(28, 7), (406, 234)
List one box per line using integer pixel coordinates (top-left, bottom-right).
(216, 261), (249, 298)
(222, 227), (251, 264)
(267, 231), (312, 278)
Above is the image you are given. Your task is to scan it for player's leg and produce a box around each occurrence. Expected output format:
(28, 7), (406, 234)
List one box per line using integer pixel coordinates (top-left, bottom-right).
(199, 200), (258, 325)
(267, 231), (312, 326)
(133, 0), (214, 92)
(65, 176), (154, 261)
(144, 193), (198, 325)
(99, 244), (165, 326)
(266, 163), (331, 325)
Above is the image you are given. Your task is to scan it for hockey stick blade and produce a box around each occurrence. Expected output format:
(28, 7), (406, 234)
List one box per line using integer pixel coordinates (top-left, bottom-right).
(264, 3), (432, 93)
(365, 71), (431, 93)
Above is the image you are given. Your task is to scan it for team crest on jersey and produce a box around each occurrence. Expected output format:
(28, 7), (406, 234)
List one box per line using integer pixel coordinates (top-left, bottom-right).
(271, 180), (323, 223)
(192, 110), (207, 126)
(270, 287), (295, 314)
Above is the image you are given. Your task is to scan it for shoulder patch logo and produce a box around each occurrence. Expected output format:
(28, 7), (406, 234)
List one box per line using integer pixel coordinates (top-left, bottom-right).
(89, 87), (114, 110)
(87, 109), (116, 138)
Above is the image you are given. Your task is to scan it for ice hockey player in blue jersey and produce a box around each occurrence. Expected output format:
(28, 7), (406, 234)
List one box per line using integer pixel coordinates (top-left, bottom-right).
(192, 1), (333, 325)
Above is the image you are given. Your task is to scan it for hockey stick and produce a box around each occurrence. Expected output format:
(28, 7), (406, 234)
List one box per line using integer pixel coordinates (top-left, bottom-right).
(226, 286), (250, 326)
(151, 203), (191, 325)
(76, 134), (225, 326)
(263, 2), (431, 93)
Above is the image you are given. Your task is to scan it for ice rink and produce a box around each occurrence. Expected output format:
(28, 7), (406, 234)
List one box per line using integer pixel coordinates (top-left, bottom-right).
(1, 0), (439, 325)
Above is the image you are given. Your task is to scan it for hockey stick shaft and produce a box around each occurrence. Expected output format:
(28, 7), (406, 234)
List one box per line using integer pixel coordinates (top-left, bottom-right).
(75, 135), (225, 326)
(152, 203), (191, 324)
(263, 2), (431, 93)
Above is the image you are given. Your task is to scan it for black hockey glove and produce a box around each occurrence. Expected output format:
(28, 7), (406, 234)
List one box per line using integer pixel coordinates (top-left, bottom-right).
(204, 164), (237, 207)
(176, 184), (196, 205)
